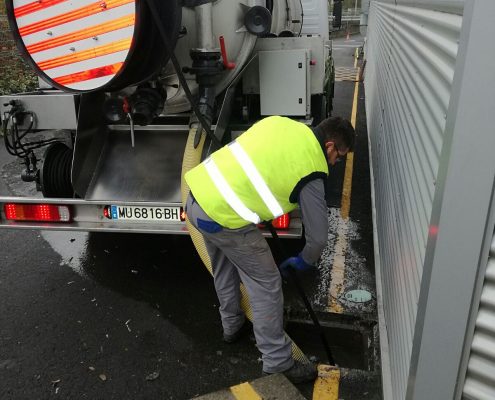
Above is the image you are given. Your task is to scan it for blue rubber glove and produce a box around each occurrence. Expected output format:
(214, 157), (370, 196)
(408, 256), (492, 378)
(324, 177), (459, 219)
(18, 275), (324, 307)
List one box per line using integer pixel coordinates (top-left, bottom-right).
(279, 253), (315, 277)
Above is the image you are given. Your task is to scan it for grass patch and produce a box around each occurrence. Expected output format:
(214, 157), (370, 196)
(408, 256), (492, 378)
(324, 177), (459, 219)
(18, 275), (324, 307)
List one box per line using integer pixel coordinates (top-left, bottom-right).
(0, 67), (38, 95)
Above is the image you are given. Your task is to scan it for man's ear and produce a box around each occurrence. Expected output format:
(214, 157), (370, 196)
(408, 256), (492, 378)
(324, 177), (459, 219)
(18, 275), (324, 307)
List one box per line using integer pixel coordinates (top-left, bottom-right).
(325, 141), (334, 150)
(324, 141), (334, 158)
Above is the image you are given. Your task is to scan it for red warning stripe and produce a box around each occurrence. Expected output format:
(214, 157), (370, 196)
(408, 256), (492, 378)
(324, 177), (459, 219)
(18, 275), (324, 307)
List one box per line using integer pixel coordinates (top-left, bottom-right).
(53, 62), (123, 86)
(18, 0), (134, 37)
(26, 14), (135, 54)
(37, 38), (132, 70)
(14, 0), (67, 18)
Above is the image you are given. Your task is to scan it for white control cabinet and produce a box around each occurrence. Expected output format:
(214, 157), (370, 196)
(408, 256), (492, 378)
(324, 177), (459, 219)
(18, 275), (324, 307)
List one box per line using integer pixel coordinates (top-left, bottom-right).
(259, 49), (310, 117)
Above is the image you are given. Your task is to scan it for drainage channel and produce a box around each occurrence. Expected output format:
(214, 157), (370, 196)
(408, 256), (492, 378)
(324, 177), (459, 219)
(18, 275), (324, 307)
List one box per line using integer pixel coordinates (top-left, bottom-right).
(285, 320), (369, 370)
(283, 312), (381, 399)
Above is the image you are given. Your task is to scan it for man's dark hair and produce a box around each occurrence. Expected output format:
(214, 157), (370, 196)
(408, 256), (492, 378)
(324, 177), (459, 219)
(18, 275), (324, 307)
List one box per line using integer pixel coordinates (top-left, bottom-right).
(317, 117), (356, 152)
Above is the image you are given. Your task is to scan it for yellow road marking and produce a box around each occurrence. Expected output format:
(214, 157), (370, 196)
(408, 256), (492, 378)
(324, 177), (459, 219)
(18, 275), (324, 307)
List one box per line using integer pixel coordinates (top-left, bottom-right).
(341, 151), (355, 220)
(328, 231), (347, 313)
(327, 68), (360, 313)
(350, 68), (360, 128)
(230, 382), (262, 400)
(341, 66), (360, 218)
(354, 47), (358, 68)
(313, 365), (341, 400)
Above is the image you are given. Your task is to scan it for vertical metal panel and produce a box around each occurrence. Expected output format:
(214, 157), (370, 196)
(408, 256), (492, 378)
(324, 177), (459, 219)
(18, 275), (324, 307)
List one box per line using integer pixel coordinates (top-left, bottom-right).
(379, 0), (464, 14)
(463, 235), (495, 399)
(301, 0), (329, 39)
(406, 1), (495, 398)
(365, 1), (463, 398)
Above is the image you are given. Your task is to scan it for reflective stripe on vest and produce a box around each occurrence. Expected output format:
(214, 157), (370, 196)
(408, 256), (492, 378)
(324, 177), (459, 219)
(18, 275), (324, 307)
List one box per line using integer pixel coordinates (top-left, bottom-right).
(228, 141), (284, 218)
(185, 116), (329, 229)
(203, 158), (261, 224)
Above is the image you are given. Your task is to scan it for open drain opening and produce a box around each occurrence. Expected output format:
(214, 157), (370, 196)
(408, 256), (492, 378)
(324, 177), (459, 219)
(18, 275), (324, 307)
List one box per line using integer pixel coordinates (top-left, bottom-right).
(285, 321), (366, 370)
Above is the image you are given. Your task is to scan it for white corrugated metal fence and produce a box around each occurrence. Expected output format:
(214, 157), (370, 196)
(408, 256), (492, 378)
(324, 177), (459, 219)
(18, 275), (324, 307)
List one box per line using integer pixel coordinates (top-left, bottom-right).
(463, 235), (495, 400)
(364, 1), (463, 398)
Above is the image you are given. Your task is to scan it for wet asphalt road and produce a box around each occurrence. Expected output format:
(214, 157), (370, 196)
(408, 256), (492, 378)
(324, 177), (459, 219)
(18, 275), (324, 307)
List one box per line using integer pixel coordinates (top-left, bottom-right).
(0, 99), (262, 400)
(0, 35), (370, 400)
(0, 227), (264, 399)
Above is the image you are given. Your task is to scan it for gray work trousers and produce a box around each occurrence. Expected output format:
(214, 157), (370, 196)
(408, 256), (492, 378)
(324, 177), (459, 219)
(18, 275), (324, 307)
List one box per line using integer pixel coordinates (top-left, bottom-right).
(185, 193), (293, 373)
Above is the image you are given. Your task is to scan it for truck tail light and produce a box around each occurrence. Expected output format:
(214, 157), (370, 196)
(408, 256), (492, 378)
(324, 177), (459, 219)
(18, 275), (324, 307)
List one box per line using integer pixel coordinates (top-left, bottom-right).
(3, 204), (71, 222)
(272, 214), (290, 229)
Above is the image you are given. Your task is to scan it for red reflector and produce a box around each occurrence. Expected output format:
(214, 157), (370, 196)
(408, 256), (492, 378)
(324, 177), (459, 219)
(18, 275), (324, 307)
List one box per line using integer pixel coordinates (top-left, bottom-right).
(272, 214), (290, 229)
(14, 0), (67, 19)
(18, 0), (134, 37)
(180, 208), (186, 222)
(103, 206), (111, 219)
(26, 14), (136, 54)
(53, 62), (123, 86)
(3, 204), (71, 222)
(38, 38), (132, 71)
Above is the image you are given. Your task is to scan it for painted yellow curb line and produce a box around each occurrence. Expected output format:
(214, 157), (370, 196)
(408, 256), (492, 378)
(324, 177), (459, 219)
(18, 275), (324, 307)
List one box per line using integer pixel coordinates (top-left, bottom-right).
(313, 364), (341, 400)
(230, 382), (262, 400)
(341, 65), (360, 221)
(327, 67), (360, 313)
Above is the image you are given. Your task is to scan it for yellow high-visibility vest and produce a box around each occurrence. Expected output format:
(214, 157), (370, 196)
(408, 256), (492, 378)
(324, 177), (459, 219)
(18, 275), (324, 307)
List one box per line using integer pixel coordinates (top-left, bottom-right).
(185, 116), (328, 229)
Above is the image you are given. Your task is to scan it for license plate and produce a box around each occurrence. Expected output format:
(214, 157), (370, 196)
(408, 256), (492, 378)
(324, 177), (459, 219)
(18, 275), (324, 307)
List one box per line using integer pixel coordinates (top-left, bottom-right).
(109, 205), (182, 222)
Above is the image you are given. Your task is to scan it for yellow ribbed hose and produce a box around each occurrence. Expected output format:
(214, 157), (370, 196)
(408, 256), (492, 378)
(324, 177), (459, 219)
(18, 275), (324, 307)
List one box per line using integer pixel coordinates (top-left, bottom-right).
(181, 127), (309, 364)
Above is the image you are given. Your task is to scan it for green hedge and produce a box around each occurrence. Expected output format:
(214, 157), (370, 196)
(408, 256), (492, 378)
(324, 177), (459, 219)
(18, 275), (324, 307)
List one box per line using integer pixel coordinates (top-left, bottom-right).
(0, 5), (37, 95)
(0, 67), (38, 95)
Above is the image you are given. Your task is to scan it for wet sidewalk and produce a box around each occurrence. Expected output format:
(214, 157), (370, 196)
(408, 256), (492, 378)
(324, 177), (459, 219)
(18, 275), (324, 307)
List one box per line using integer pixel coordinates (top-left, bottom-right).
(283, 34), (382, 399)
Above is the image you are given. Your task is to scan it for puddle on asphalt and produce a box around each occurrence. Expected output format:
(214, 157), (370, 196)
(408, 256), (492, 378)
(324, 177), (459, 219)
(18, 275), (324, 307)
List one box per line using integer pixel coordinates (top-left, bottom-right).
(2, 157), (91, 278)
(314, 207), (376, 314)
(41, 231), (89, 278)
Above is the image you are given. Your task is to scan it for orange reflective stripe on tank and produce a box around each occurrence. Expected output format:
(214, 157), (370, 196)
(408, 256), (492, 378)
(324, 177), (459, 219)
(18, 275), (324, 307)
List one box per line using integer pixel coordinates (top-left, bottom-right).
(18, 0), (134, 37)
(37, 38), (132, 70)
(26, 14), (135, 54)
(14, 0), (67, 18)
(53, 62), (123, 85)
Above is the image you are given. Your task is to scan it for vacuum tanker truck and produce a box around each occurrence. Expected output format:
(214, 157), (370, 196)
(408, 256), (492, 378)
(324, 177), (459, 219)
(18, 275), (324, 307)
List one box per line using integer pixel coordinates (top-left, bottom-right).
(0, 0), (334, 237)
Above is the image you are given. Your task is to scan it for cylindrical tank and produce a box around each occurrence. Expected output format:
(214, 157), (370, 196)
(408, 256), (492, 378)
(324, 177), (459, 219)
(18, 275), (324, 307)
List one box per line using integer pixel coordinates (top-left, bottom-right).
(6, 0), (182, 92)
(163, 0), (303, 113)
(6, 0), (304, 105)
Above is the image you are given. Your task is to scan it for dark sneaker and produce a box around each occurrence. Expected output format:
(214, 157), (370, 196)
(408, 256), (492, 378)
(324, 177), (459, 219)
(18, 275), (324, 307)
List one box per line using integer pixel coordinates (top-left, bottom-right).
(264, 360), (318, 384)
(222, 320), (251, 344)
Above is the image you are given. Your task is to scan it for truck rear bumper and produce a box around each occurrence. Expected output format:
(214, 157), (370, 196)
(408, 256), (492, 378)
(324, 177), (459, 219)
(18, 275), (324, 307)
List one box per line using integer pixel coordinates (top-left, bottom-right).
(0, 197), (303, 238)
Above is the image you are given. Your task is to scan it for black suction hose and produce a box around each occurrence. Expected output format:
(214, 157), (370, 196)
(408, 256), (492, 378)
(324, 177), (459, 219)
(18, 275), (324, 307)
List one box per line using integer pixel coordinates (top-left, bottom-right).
(143, 0), (221, 148)
(267, 223), (336, 366)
